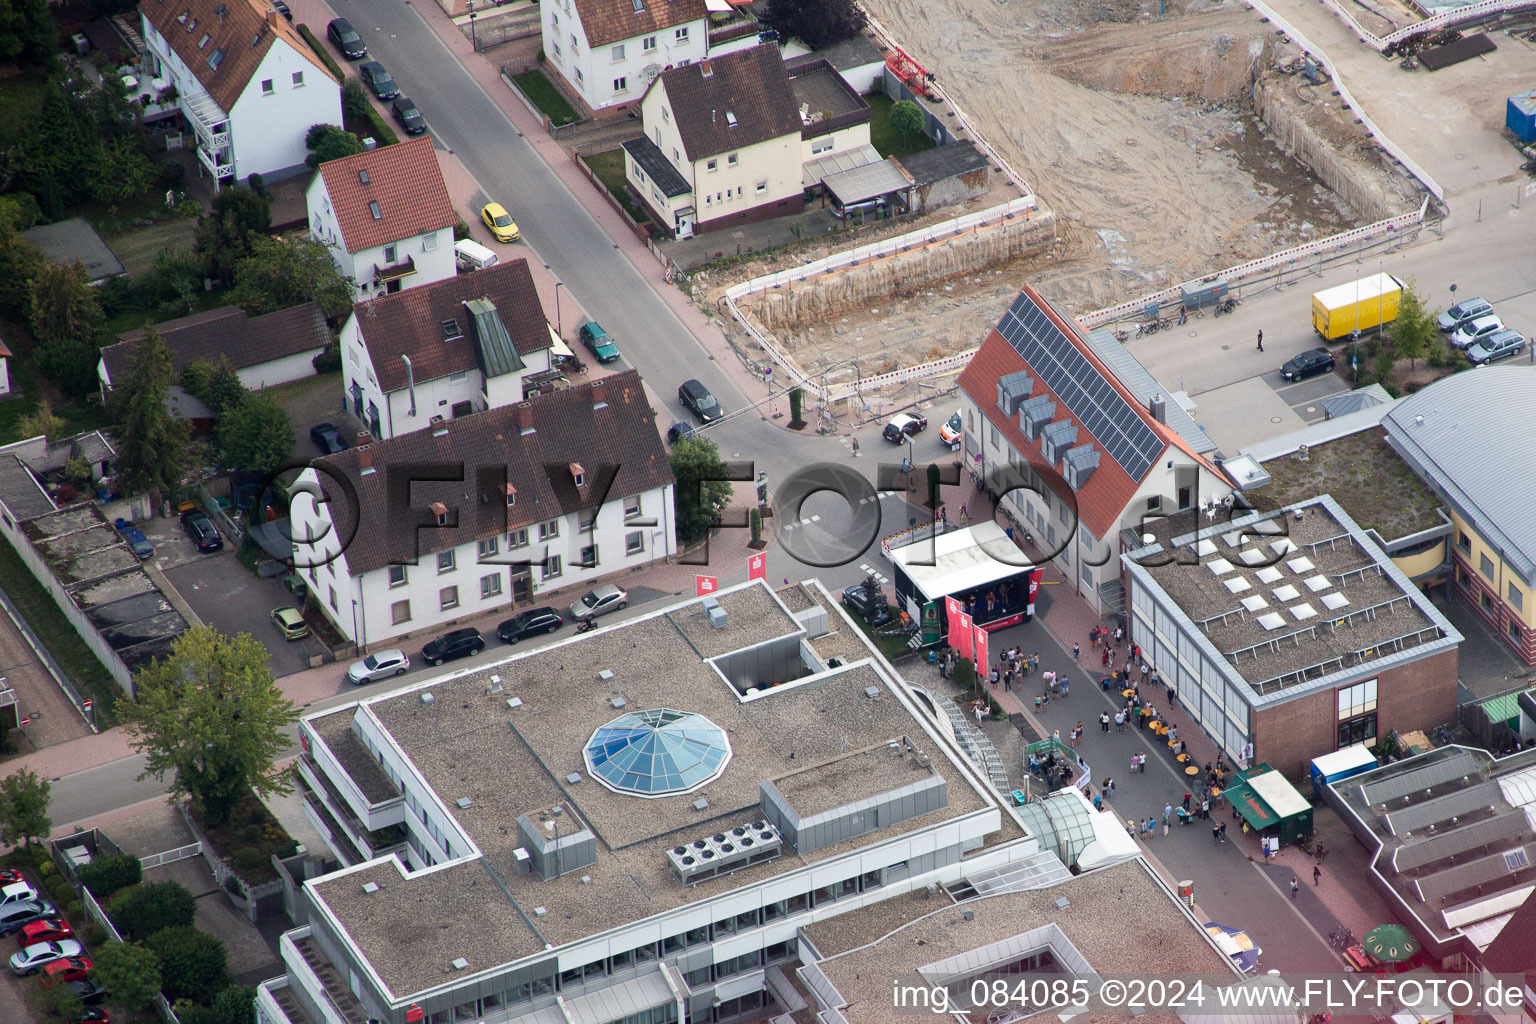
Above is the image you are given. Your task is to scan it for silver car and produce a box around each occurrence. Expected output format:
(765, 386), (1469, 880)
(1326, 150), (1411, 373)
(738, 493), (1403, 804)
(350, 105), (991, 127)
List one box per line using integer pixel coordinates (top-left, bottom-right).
(1466, 329), (1525, 365)
(1436, 297), (1492, 333)
(1449, 314), (1505, 350)
(346, 648), (411, 685)
(10, 938), (82, 976)
(569, 584), (628, 623)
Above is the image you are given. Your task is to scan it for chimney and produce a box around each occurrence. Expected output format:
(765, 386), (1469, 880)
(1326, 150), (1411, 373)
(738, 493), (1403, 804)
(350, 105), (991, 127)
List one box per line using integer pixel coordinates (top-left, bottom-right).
(1147, 394), (1167, 424)
(701, 60), (713, 77)
(591, 380), (607, 409)
(356, 432), (374, 472)
(516, 404), (534, 436)
(265, 7), (277, 26)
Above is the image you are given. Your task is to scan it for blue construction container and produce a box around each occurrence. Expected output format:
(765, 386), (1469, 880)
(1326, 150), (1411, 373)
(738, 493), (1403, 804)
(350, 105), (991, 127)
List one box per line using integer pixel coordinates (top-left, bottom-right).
(1507, 90), (1536, 143)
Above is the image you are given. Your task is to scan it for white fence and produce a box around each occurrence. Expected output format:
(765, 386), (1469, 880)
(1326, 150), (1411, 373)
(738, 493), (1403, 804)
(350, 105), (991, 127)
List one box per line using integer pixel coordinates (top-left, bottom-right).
(140, 841), (202, 870)
(1315, 0), (1532, 49)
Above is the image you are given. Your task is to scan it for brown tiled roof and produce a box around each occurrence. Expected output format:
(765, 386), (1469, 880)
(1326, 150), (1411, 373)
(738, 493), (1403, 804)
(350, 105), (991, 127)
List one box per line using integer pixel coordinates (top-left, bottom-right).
(570, 0), (706, 49)
(1481, 888), (1536, 977)
(956, 286), (1184, 541)
(103, 303), (331, 386)
(139, 0), (338, 113)
(315, 138), (456, 255)
(352, 258), (551, 394)
(316, 371), (673, 575)
(660, 44), (799, 161)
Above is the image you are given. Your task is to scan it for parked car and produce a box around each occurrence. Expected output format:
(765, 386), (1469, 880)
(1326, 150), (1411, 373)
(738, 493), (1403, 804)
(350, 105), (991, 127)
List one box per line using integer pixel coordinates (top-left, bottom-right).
(180, 508), (222, 552)
(0, 869), (25, 885)
(420, 628), (485, 666)
(841, 580), (892, 626)
(1449, 314), (1505, 350)
(346, 648), (410, 685)
(391, 96), (426, 135)
(269, 607), (310, 641)
(310, 422), (348, 455)
(578, 321), (620, 363)
(479, 202), (520, 243)
(1436, 296), (1492, 333)
(1466, 329), (1525, 365)
(326, 17), (367, 59)
(357, 61), (398, 100)
(938, 410), (962, 448)
(678, 379), (722, 423)
(38, 956), (93, 986)
(1279, 347), (1336, 382)
(666, 422), (696, 446)
(66, 979), (107, 1005)
(68, 1010), (108, 1024)
(0, 882), (38, 907)
(271, 0), (291, 18)
(498, 607), (564, 644)
(114, 519), (154, 559)
(16, 919), (72, 947)
(0, 901), (56, 937)
(569, 584), (627, 623)
(882, 412), (927, 442)
(10, 938), (84, 976)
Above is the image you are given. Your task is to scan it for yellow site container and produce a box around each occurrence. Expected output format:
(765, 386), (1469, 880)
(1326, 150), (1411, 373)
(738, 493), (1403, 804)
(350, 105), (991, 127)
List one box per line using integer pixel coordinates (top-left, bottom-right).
(1311, 273), (1403, 342)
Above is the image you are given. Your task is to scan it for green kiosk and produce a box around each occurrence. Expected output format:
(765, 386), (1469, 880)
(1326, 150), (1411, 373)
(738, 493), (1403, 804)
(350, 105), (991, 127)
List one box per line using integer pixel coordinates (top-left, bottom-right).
(1223, 764), (1314, 845)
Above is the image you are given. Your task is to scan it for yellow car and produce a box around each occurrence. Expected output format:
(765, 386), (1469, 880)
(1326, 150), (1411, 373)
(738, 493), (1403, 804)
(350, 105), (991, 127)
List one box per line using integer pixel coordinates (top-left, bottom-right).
(270, 606), (310, 641)
(480, 202), (520, 243)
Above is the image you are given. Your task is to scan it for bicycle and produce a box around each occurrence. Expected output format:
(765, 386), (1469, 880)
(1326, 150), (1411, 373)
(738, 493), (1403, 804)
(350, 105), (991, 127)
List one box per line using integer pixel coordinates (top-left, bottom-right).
(1213, 297), (1240, 317)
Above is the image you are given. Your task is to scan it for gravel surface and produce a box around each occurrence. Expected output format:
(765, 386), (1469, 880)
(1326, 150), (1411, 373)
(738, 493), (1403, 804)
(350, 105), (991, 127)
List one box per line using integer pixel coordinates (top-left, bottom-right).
(309, 707), (399, 804)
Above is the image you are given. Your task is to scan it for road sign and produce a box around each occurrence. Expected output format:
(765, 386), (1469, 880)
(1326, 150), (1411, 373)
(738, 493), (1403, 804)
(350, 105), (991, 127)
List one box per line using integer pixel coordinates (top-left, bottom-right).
(746, 553), (766, 581)
(19, 717), (30, 727)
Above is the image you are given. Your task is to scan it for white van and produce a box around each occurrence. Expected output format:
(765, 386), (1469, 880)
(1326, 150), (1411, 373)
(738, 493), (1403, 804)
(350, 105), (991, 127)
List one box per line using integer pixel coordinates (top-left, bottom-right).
(454, 239), (499, 273)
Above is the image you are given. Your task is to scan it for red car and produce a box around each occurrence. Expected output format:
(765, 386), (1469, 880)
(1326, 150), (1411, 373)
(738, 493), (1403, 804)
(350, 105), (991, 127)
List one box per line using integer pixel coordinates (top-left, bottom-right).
(69, 1012), (108, 1024)
(0, 868), (25, 885)
(39, 956), (93, 987)
(16, 918), (71, 946)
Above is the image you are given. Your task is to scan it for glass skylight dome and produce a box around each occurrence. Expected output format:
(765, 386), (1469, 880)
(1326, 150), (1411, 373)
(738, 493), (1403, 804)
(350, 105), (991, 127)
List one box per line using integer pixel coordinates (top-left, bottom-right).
(583, 709), (731, 798)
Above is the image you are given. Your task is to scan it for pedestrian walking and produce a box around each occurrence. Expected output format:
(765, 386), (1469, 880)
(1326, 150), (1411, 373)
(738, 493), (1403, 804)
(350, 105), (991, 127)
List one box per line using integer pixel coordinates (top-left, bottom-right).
(939, 504), (947, 526)
(1030, 652), (1040, 674)
(1106, 777), (1115, 796)
(1164, 803), (1173, 825)
(1060, 676), (1070, 697)
(959, 504), (968, 525)
(1100, 712), (1110, 732)
(1218, 822), (1227, 842)
(974, 702), (984, 725)
(1101, 648), (1110, 668)
(939, 654), (949, 680)
(1115, 710), (1125, 731)
(1257, 329), (1264, 352)
(1313, 865), (1322, 886)
(1290, 876), (1299, 899)
(1182, 792), (1192, 812)
(1200, 797), (1210, 820)
(1115, 625), (1124, 643)
(1163, 816), (1170, 836)
(1073, 642), (1080, 660)
(1127, 819), (1137, 837)
(1130, 752), (1139, 774)
(1212, 823), (1223, 845)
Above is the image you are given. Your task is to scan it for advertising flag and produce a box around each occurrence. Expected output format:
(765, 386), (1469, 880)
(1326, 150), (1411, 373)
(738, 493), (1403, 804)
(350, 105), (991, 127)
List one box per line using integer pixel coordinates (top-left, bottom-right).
(945, 595), (966, 650)
(972, 619), (990, 675)
(746, 553), (767, 581)
(695, 575), (718, 596)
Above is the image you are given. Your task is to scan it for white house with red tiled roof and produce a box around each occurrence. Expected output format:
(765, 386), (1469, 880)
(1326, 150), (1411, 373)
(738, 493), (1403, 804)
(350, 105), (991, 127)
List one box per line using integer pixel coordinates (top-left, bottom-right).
(138, 0), (341, 185)
(305, 138), (458, 301)
(955, 288), (1232, 616)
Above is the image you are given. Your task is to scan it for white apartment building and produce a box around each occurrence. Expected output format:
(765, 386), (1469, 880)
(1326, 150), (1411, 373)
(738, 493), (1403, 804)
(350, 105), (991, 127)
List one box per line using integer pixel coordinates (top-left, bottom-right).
(138, 0), (341, 184)
(306, 138), (458, 301)
(287, 372), (677, 647)
(339, 258), (556, 441)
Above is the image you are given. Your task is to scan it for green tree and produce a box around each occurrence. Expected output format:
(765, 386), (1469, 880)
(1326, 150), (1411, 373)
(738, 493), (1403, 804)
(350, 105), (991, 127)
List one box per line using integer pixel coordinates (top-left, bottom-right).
(90, 941), (162, 1012)
(0, 768), (51, 848)
(109, 880), (198, 941)
(175, 986), (257, 1024)
(195, 185), (271, 286)
(16, 397), (64, 441)
(888, 99), (925, 148)
(762, 0), (867, 48)
(0, 224), (46, 321)
(216, 394), (294, 474)
(304, 123), (365, 169)
(11, 85), (100, 216)
(111, 326), (191, 499)
(182, 356), (248, 418)
(788, 386), (804, 427)
(41, 981), (84, 1021)
(91, 135), (158, 205)
(668, 435), (733, 543)
(144, 926), (229, 1004)
(29, 260), (107, 396)
(0, 193), (43, 231)
(1389, 281), (1435, 369)
(0, 0), (56, 63)
(341, 77), (371, 124)
(120, 625), (298, 827)
(231, 235), (352, 318)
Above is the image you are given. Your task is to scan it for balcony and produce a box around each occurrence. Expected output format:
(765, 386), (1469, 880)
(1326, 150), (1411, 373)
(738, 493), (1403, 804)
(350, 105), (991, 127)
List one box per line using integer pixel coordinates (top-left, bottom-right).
(257, 976), (319, 1024)
(707, 12), (762, 50)
(296, 755), (407, 865)
(281, 930), (374, 1024)
(373, 254), (417, 285)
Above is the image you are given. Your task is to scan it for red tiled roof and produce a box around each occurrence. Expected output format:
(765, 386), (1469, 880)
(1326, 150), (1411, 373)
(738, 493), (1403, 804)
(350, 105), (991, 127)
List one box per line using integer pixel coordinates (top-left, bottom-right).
(315, 137), (456, 255)
(956, 286), (1192, 542)
(661, 44), (800, 161)
(316, 371), (672, 575)
(352, 258), (550, 394)
(140, 0), (337, 113)
(571, 0), (707, 50)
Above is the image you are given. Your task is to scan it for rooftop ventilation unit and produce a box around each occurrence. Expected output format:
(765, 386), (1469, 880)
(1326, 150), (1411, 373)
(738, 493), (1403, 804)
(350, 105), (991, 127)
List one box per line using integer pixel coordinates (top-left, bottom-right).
(452, 958), (469, 970)
(362, 882), (380, 894)
(702, 596), (727, 628)
(610, 697), (627, 709)
(1018, 395), (1056, 441)
(667, 820), (782, 885)
(693, 797), (710, 811)
(456, 797), (473, 809)
(420, 693), (436, 705)
(599, 669), (615, 681)
(864, 686), (880, 698)
(513, 847), (531, 873)
(996, 370), (1033, 416)
(533, 906), (547, 917)
(488, 675), (503, 693)
(566, 773), (582, 784)
(507, 697), (523, 709)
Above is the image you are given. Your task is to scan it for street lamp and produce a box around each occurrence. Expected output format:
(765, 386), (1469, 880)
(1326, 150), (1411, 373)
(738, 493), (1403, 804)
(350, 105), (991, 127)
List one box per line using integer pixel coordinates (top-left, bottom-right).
(467, 0), (478, 51)
(554, 281), (564, 339)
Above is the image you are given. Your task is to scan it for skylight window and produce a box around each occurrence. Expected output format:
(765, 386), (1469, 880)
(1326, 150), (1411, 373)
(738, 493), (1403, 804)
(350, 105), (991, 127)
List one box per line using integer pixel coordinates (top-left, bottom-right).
(206, 48), (224, 69)
(440, 319), (463, 342)
(358, 169), (370, 184)
(368, 200), (381, 220)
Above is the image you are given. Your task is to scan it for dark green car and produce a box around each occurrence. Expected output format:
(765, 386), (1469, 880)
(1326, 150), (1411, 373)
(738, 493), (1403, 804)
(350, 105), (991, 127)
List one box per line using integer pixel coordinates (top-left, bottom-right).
(579, 321), (620, 363)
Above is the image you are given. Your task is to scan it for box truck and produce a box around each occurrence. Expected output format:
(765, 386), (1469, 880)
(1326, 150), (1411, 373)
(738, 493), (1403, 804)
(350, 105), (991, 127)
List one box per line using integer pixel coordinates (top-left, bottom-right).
(1311, 272), (1403, 342)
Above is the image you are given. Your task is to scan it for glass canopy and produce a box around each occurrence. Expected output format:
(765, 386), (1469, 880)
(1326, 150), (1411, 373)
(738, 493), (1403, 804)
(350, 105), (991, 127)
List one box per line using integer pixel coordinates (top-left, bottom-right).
(583, 709), (731, 798)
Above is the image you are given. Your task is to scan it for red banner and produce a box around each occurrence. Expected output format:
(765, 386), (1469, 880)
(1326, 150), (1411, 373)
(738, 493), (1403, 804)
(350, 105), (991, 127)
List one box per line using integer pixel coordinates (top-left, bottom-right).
(972, 619), (990, 675)
(1026, 568), (1043, 615)
(954, 611), (974, 661)
(746, 553), (766, 581)
(945, 595), (965, 650)
(695, 575), (718, 596)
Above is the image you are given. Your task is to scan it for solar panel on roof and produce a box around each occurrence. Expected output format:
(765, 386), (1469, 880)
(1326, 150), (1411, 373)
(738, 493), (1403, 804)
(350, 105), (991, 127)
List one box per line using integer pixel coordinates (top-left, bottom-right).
(996, 293), (1164, 479)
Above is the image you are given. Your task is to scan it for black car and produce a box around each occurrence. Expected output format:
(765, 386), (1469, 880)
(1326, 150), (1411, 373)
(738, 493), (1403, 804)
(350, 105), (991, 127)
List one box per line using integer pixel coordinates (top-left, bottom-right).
(497, 607), (564, 644)
(327, 18), (367, 59)
(882, 412), (927, 442)
(310, 422), (348, 455)
(392, 96), (426, 135)
(841, 581), (892, 626)
(271, 0), (292, 19)
(180, 508), (223, 552)
(66, 980), (107, 1006)
(678, 379), (722, 423)
(1279, 348), (1336, 382)
(358, 61), (398, 100)
(665, 421), (696, 446)
(0, 900), (56, 937)
(420, 627), (484, 666)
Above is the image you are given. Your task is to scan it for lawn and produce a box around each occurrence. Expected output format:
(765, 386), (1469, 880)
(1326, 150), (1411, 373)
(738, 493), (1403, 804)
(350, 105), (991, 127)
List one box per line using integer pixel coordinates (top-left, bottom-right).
(583, 150), (650, 225)
(0, 72), (51, 152)
(102, 284), (231, 341)
(513, 70), (580, 127)
(0, 345), (110, 446)
(867, 94), (938, 161)
(844, 604), (918, 661)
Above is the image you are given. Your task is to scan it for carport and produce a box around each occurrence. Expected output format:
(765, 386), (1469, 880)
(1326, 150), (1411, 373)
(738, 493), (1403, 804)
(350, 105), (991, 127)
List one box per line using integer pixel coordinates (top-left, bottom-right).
(820, 159), (913, 222)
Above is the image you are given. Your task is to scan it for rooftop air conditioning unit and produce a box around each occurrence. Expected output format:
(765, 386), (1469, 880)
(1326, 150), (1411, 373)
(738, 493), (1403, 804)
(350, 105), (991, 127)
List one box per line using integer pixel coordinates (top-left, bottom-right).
(667, 821), (782, 885)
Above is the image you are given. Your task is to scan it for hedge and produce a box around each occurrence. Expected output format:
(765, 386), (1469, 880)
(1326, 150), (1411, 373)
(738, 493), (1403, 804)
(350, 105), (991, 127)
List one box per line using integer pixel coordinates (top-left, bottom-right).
(357, 102), (399, 148)
(78, 852), (143, 897)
